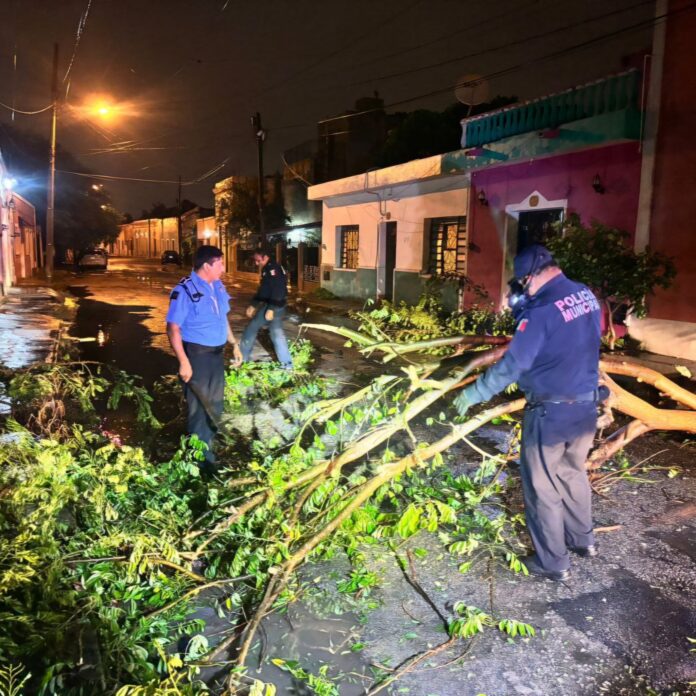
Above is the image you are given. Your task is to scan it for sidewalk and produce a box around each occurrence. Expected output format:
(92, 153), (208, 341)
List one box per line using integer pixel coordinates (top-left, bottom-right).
(0, 281), (73, 369)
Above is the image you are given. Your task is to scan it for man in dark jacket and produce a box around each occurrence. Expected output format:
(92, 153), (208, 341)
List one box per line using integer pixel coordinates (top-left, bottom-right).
(454, 245), (601, 581)
(239, 247), (293, 368)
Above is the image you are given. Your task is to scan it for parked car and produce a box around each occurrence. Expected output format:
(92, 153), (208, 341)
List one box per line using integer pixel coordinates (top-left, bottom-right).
(77, 247), (108, 271)
(161, 250), (182, 266)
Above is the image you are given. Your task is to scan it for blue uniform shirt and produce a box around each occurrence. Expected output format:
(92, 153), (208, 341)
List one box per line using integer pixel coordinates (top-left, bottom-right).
(166, 272), (231, 346)
(470, 273), (601, 403)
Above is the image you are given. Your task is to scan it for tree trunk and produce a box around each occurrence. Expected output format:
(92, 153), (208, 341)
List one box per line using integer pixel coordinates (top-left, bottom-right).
(587, 419), (652, 469)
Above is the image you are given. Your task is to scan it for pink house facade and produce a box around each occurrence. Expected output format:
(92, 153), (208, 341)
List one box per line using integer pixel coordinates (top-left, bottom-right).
(464, 142), (642, 308)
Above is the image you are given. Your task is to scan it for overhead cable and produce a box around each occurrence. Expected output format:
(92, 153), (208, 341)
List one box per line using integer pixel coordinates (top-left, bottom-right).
(0, 100), (53, 115)
(63, 0), (93, 95)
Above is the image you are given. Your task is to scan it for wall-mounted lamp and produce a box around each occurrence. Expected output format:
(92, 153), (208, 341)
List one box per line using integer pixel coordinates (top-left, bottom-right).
(477, 189), (488, 206)
(592, 174), (605, 194)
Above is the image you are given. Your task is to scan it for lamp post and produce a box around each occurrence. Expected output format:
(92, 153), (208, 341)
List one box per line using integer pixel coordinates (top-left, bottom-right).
(45, 43), (59, 280)
(44, 44), (121, 280)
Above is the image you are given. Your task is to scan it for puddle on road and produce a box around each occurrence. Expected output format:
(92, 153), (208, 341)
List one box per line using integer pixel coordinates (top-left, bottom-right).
(0, 294), (63, 370)
(68, 285), (176, 384)
(189, 591), (371, 695)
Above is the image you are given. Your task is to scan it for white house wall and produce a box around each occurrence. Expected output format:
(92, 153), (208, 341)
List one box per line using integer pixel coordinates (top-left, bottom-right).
(321, 187), (469, 302)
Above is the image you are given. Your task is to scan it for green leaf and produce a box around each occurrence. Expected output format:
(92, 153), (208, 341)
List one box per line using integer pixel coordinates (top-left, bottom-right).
(396, 504), (422, 539)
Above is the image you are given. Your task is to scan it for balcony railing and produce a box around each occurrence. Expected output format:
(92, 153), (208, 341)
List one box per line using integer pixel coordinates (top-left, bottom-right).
(461, 69), (640, 148)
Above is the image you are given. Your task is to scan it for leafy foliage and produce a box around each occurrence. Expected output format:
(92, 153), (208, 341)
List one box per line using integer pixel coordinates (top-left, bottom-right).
(0, 125), (121, 255)
(218, 181), (290, 241)
(547, 214), (676, 323)
(0, 310), (532, 694)
(352, 289), (514, 349)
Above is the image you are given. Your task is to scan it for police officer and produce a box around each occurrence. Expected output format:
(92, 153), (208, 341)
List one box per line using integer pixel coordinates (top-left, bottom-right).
(166, 245), (242, 471)
(239, 247), (293, 369)
(454, 244), (601, 581)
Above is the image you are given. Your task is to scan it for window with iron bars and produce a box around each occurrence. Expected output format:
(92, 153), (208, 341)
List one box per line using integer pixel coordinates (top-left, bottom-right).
(428, 217), (467, 276)
(339, 225), (359, 269)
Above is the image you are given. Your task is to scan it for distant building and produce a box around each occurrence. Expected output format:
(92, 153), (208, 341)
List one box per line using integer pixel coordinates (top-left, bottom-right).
(309, 69), (644, 314)
(10, 193), (39, 281)
(316, 94), (400, 182)
(113, 217), (179, 258)
(181, 206), (214, 262)
(0, 150), (39, 292)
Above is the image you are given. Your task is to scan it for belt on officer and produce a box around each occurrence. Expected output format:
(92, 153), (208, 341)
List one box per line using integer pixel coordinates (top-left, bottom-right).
(183, 341), (225, 355)
(527, 389), (599, 404)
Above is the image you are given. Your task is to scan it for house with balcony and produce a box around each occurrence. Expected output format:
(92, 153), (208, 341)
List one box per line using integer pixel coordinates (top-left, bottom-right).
(309, 68), (644, 313)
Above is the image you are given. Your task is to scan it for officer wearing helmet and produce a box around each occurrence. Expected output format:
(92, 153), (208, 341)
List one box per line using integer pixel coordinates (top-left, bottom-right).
(454, 244), (602, 581)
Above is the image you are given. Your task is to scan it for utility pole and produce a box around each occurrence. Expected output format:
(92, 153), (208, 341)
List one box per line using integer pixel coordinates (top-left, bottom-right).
(177, 174), (182, 255)
(251, 112), (266, 241)
(45, 43), (59, 280)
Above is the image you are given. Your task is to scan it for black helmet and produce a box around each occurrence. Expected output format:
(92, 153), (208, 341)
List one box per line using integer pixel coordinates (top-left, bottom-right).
(513, 244), (555, 280)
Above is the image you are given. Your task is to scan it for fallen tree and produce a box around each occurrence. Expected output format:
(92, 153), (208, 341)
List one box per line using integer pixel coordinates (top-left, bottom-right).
(206, 325), (696, 690)
(2, 321), (694, 695)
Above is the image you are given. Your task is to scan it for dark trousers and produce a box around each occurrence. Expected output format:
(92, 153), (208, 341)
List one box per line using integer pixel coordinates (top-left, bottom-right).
(520, 401), (597, 571)
(182, 342), (225, 467)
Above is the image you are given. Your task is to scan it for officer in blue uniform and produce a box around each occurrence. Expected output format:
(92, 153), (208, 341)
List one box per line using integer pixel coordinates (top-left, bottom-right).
(166, 245), (242, 471)
(240, 247), (293, 369)
(455, 245), (601, 581)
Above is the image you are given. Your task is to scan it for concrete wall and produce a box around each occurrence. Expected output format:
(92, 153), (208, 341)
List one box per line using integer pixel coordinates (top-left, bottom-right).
(647, 0), (696, 324)
(320, 187), (469, 304)
(469, 142), (642, 306)
(11, 194), (38, 280)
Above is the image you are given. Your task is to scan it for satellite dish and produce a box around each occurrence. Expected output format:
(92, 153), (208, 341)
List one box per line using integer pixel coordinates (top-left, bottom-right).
(455, 74), (490, 111)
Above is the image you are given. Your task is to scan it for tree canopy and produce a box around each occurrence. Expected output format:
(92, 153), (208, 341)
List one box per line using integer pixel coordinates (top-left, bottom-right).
(218, 181), (290, 241)
(547, 214), (676, 347)
(0, 125), (121, 253)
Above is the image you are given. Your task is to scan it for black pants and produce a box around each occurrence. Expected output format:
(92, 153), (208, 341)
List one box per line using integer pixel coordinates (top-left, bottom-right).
(520, 401), (597, 572)
(182, 342), (225, 467)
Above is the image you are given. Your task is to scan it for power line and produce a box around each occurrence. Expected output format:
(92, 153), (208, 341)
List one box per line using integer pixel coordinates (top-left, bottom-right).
(258, 0), (426, 94)
(275, 1), (694, 131)
(58, 156), (231, 186)
(63, 0), (93, 97)
(306, 0), (541, 84)
(335, 0), (656, 91)
(0, 100), (53, 115)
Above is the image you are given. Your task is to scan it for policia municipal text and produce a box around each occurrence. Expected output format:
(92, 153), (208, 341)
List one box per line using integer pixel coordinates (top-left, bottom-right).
(455, 245), (602, 581)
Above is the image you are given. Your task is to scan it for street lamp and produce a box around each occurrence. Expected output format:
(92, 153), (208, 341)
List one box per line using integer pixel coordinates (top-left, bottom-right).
(44, 43), (122, 280)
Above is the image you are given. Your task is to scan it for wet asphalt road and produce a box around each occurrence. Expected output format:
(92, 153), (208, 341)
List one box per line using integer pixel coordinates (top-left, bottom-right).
(65, 257), (353, 387)
(6, 259), (696, 693)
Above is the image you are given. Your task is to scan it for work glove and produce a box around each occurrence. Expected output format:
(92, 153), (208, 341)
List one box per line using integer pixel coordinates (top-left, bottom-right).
(245, 305), (256, 319)
(453, 386), (476, 418)
(264, 308), (275, 321)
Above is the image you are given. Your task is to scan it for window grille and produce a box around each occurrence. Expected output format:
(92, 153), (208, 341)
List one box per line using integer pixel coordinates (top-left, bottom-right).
(339, 225), (359, 269)
(428, 217), (467, 276)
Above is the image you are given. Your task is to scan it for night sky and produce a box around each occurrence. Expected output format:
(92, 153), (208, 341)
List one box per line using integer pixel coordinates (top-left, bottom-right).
(0, 0), (655, 215)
